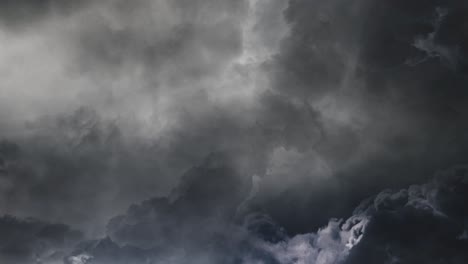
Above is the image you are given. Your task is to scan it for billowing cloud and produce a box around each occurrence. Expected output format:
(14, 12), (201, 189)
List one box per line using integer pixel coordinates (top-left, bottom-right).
(254, 0), (468, 233)
(0, 0), (288, 233)
(340, 166), (468, 263)
(61, 163), (468, 264)
(0, 215), (82, 264)
(1, 156), (468, 263)
(0, 0), (468, 263)
(64, 154), (367, 264)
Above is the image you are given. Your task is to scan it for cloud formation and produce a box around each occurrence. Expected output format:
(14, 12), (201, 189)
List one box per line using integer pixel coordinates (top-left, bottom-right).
(0, 0), (468, 263)
(345, 166), (468, 264)
(64, 154), (367, 264)
(61, 163), (468, 263)
(0, 215), (82, 264)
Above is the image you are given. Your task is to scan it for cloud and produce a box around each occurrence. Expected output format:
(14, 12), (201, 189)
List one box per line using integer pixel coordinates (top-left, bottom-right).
(64, 153), (368, 264)
(0, 0), (290, 233)
(251, 0), (468, 233)
(345, 166), (468, 264)
(0, 215), (83, 264)
(1, 157), (467, 264)
(0, 0), (90, 29)
(0, 0), (468, 263)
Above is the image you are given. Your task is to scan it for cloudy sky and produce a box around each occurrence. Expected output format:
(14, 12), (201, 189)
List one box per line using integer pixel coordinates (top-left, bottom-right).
(0, 0), (467, 263)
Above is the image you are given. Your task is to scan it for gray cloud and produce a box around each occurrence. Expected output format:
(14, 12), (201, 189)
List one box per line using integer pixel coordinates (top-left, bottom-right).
(252, 0), (468, 233)
(64, 156), (468, 264)
(0, 0), (90, 30)
(0, 215), (82, 264)
(345, 166), (468, 264)
(64, 153), (367, 264)
(0, 0), (468, 262)
(1, 153), (468, 263)
(0, 0), (262, 233)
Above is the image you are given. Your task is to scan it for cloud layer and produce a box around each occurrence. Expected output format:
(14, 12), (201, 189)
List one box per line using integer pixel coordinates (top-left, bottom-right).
(0, 0), (468, 263)
(61, 162), (468, 263)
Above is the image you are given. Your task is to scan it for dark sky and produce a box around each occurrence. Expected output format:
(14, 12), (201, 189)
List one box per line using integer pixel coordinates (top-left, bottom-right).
(0, 0), (467, 263)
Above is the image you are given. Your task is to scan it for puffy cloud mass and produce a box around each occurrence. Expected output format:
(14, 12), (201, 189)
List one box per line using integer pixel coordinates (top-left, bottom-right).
(63, 162), (468, 264)
(0, 0), (468, 263)
(1, 151), (468, 263)
(345, 166), (468, 264)
(63, 154), (368, 264)
(0, 215), (82, 264)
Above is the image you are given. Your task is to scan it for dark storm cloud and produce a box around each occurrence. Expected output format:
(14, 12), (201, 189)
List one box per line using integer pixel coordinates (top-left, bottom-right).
(0, 215), (82, 264)
(63, 153), (270, 263)
(76, 149), (468, 264)
(72, 0), (246, 78)
(0, 0), (89, 29)
(253, 0), (468, 234)
(269, 0), (367, 98)
(345, 166), (468, 264)
(1, 0), (468, 263)
(0, 0), (254, 233)
(0, 92), (322, 234)
(63, 153), (367, 264)
(2, 159), (467, 263)
(1, 108), (247, 233)
(2, 0), (468, 238)
(0, 109), (136, 232)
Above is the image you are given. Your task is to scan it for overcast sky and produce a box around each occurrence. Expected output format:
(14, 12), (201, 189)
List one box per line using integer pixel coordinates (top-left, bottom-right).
(0, 0), (468, 263)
